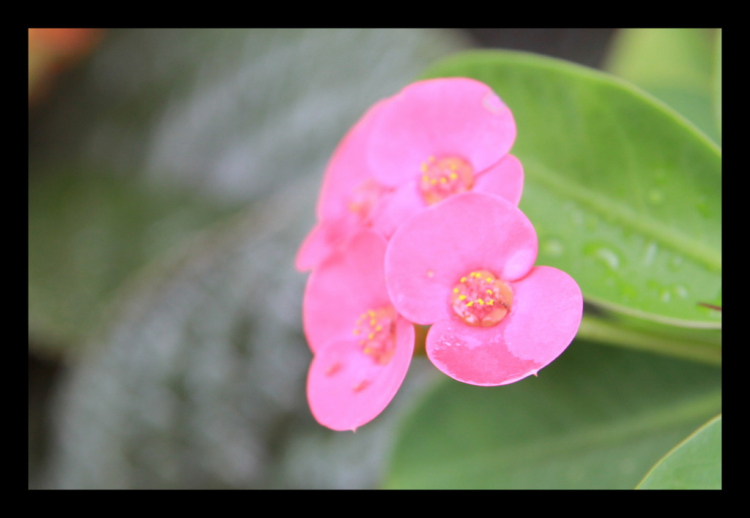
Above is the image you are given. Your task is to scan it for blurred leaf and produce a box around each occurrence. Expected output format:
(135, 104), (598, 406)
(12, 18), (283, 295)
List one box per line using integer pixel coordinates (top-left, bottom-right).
(638, 414), (721, 489)
(385, 341), (721, 489)
(29, 29), (469, 352)
(605, 29), (719, 143)
(29, 168), (235, 347)
(40, 182), (441, 489)
(713, 31), (722, 137)
(33, 28), (469, 489)
(422, 51), (721, 330)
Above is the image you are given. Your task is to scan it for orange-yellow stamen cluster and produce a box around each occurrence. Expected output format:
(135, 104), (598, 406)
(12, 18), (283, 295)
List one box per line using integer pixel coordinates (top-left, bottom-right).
(352, 307), (397, 364)
(451, 270), (513, 327)
(419, 156), (474, 205)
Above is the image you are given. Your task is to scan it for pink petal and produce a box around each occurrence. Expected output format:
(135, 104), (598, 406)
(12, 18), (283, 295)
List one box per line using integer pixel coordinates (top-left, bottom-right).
(368, 181), (423, 239)
(425, 319), (541, 386)
(307, 316), (415, 431)
(425, 266), (582, 386)
(474, 154), (524, 206)
(385, 192), (538, 325)
(317, 99), (391, 222)
(303, 230), (391, 353)
(295, 218), (356, 272)
(502, 266), (583, 362)
(368, 78), (516, 187)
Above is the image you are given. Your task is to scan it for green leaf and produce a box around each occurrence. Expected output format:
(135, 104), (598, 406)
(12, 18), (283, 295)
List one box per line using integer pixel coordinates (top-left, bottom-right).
(637, 414), (721, 489)
(605, 29), (719, 143)
(713, 31), (722, 138)
(385, 341), (721, 489)
(577, 314), (720, 366)
(421, 51), (721, 329)
(28, 167), (234, 347)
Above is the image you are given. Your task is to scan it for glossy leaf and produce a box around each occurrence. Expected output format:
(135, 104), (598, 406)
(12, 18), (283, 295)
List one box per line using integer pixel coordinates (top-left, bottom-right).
(605, 29), (719, 143)
(385, 341), (721, 489)
(713, 31), (722, 138)
(422, 51), (721, 328)
(577, 314), (720, 366)
(638, 414), (721, 489)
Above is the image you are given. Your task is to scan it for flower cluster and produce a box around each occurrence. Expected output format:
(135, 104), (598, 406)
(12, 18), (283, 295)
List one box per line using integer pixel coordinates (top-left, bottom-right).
(298, 78), (582, 431)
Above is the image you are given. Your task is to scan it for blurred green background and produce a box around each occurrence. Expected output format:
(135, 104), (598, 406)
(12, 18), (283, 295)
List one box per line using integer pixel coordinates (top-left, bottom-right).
(29, 29), (718, 489)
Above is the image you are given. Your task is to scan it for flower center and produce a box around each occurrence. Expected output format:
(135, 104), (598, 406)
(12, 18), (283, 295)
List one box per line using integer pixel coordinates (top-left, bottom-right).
(353, 306), (397, 364)
(451, 270), (513, 327)
(348, 178), (388, 220)
(419, 156), (474, 205)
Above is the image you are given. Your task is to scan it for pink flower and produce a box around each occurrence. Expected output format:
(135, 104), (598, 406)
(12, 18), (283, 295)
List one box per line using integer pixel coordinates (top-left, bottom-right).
(296, 77), (523, 270)
(384, 192), (582, 386)
(295, 99), (394, 271)
(303, 230), (414, 431)
(366, 77), (523, 237)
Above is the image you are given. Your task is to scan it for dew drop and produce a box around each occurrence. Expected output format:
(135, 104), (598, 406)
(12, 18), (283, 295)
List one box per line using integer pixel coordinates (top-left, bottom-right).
(672, 284), (689, 299)
(642, 241), (658, 266)
(584, 243), (621, 270)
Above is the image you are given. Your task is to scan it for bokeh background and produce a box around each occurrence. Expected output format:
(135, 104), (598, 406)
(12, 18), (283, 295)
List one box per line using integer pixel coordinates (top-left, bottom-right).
(30, 28), (694, 489)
